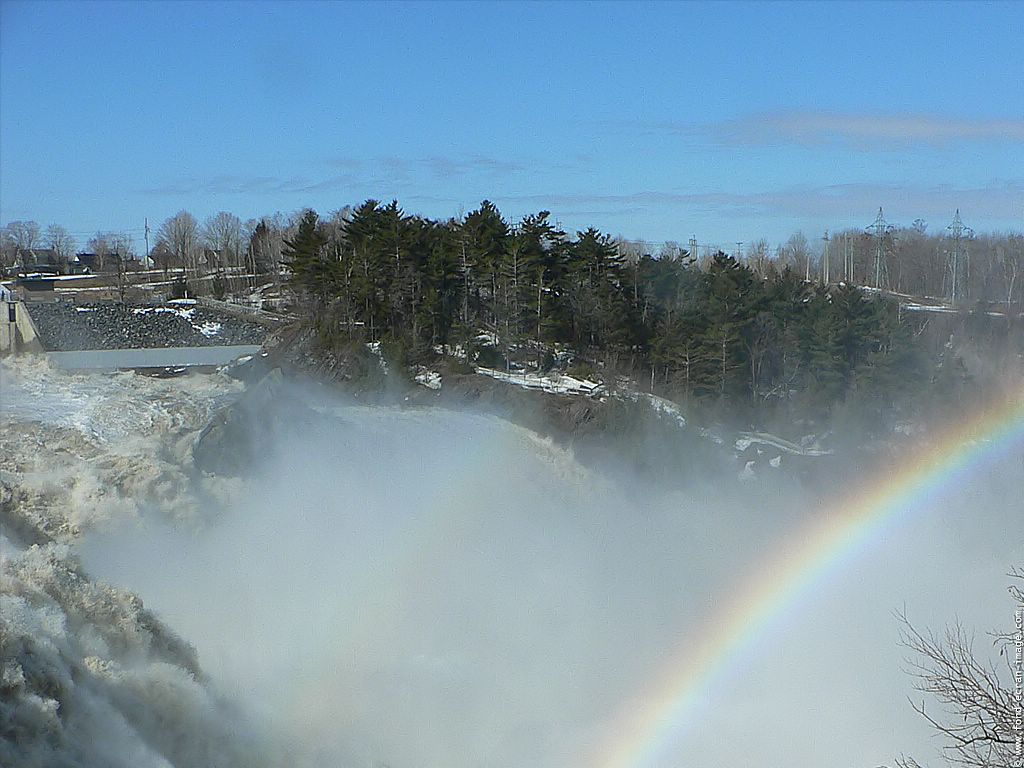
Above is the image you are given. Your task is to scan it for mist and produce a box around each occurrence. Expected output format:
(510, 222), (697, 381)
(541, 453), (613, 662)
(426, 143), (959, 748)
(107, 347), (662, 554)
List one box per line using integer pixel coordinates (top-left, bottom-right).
(74, 381), (1024, 768)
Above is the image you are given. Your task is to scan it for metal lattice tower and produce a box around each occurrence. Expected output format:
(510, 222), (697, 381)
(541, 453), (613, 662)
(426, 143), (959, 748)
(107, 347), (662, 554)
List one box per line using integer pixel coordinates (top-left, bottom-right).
(822, 230), (830, 284)
(866, 207), (896, 288)
(946, 209), (974, 305)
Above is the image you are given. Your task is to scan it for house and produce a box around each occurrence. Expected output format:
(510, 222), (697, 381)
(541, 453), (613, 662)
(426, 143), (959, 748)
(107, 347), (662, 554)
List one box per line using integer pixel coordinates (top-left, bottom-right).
(72, 251), (146, 274)
(72, 252), (99, 273)
(16, 248), (63, 274)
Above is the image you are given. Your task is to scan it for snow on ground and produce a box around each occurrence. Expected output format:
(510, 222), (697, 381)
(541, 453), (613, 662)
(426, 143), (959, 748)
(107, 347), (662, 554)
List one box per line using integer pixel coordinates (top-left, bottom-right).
(132, 305), (196, 320)
(16, 273), (96, 281)
(366, 341), (388, 373)
(414, 367), (442, 390)
(433, 343), (467, 359)
(130, 305), (224, 337)
(901, 303), (959, 314)
(735, 431), (831, 456)
(476, 367), (603, 396)
(641, 392), (687, 427)
(615, 389), (689, 428)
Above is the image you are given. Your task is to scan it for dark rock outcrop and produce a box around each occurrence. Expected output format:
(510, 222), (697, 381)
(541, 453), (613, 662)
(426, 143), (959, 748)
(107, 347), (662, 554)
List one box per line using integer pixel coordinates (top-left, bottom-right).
(192, 368), (322, 476)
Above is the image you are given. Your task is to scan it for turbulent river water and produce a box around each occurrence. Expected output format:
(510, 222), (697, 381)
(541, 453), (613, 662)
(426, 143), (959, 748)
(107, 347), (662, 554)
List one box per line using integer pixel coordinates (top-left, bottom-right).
(1, 355), (1021, 768)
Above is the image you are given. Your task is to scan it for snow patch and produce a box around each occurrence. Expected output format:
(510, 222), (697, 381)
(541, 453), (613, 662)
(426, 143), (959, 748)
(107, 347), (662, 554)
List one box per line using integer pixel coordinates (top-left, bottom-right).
(736, 431), (831, 456)
(642, 393), (687, 427)
(132, 306), (196, 320)
(366, 341), (388, 373)
(476, 367), (602, 396)
(414, 367), (442, 390)
(196, 321), (222, 338)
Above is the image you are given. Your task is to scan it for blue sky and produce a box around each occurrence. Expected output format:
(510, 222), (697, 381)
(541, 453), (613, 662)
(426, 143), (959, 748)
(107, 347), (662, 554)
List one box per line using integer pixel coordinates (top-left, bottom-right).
(1, 0), (1021, 251)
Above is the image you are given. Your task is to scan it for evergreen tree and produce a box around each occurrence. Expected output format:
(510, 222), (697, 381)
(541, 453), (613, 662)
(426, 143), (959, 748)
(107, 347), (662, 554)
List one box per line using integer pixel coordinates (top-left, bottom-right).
(283, 209), (331, 312)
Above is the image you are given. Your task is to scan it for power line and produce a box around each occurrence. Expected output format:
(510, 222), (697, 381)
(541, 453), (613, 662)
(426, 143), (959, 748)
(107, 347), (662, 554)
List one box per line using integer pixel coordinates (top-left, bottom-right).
(946, 209), (973, 305)
(865, 207), (896, 289)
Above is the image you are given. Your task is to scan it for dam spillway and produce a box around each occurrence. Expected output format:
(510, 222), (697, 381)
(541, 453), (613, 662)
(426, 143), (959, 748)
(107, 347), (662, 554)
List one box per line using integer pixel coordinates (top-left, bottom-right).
(14, 299), (269, 370)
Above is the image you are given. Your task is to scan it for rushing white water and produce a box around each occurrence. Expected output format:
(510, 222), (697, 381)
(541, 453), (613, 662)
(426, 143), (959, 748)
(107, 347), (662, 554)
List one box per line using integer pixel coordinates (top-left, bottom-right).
(2, 356), (1021, 768)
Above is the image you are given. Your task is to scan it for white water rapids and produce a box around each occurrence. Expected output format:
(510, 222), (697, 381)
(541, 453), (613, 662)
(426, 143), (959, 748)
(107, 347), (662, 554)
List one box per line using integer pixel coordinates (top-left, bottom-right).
(1, 355), (1020, 767)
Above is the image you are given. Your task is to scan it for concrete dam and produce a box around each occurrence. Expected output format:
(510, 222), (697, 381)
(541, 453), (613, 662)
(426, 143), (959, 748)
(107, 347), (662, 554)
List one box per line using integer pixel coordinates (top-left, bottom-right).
(3, 298), (275, 371)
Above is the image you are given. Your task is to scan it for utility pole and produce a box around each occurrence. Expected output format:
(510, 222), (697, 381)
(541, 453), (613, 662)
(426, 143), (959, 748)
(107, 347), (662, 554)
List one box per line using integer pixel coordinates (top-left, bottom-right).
(822, 230), (830, 284)
(735, 241), (744, 260)
(144, 218), (150, 279)
(946, 209), (973, 305)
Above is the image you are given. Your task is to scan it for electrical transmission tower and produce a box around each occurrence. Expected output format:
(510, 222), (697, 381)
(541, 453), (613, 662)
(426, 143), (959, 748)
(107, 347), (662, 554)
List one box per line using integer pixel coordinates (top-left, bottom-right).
(865, 207), (896, 289)
(945, 209), (974, 305)
(822, 230), (830, 284)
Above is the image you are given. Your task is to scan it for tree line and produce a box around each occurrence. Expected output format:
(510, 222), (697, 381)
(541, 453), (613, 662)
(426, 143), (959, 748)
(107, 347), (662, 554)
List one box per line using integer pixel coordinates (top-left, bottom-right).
(279, 200), (998, 425)
(5, 210), (1021, 311)
(5, 202), (1017, 423)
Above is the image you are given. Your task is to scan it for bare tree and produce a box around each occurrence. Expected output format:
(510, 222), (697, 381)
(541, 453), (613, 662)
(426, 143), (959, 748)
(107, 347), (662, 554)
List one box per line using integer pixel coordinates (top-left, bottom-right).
(108, 232), (135, 300)
(4, 220), (41, 250)
(894, 567), (1023, 768)
(46, 224), (76, 273)
(87, 232), (113, 272)
(150, 241), (176, 277)
(157, 211), (200, 274)
(0, 228), (17, 269)
(3, 220), (41, 269)
(201, 211), (244, 271)
(1000, 235), (1024, 310)
(782, 232), (812, 281)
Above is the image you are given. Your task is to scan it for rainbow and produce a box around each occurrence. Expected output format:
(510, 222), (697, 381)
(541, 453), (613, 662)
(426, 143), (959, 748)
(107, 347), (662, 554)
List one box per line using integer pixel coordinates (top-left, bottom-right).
(595, 392), (1024, 768)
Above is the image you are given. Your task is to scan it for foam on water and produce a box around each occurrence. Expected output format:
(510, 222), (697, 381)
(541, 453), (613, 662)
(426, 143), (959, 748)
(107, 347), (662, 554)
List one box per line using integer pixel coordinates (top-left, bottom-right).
(2, 358), (1021, 768)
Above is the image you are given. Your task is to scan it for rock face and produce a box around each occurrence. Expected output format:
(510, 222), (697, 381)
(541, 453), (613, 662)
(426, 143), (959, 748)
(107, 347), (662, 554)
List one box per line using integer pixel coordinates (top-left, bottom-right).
(192, 368), (320, 477)
(26, 301), (267, 351)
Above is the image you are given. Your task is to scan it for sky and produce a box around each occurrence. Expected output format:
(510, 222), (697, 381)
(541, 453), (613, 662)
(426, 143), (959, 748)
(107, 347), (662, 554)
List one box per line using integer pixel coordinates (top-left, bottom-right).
(1, 0), (1022, 252)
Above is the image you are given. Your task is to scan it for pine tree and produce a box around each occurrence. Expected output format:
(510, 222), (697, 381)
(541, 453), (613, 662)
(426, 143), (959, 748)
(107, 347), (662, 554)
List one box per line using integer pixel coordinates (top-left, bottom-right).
(283, 209), (331, 313)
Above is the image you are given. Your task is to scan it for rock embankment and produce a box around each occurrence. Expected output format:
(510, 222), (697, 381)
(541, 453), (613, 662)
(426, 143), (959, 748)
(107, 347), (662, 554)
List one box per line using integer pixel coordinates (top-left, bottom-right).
(27, 301), (267, 351)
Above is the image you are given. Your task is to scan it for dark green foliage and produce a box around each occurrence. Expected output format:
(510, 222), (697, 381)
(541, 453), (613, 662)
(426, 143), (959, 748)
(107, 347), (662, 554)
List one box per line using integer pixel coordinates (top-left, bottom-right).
(284, 198), (962, 427)
(283, 209), (331, 311)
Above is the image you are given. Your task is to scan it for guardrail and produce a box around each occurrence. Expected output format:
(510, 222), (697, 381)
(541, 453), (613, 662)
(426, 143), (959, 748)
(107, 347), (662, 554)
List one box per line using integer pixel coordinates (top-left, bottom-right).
(194, 296), (292, 328)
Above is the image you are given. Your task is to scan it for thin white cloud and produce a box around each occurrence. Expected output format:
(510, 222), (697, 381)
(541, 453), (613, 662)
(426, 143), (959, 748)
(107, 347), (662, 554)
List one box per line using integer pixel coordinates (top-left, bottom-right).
(666, 111), (1024, 149)
(142, 154), (527, 198)
(497, 181), (1024, 223)
(140, 174), (352, 197)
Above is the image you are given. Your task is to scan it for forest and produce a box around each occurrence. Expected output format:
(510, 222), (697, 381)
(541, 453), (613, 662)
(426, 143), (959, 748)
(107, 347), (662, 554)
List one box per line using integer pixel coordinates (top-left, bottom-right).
(276, 200), (1019, 427)
(4, 202), (1021, 428)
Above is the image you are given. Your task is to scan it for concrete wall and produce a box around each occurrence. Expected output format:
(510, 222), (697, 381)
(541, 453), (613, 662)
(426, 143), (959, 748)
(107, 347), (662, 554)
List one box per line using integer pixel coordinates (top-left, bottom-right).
(0, 301), (43, 356)
(45, 345), (262, 371)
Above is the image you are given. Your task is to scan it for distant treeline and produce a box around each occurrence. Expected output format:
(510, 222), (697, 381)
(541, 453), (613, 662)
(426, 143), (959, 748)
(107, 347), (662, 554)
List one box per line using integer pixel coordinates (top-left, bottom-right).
(282, 200), (1017, 426)
(6, 202), (1018, 425)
